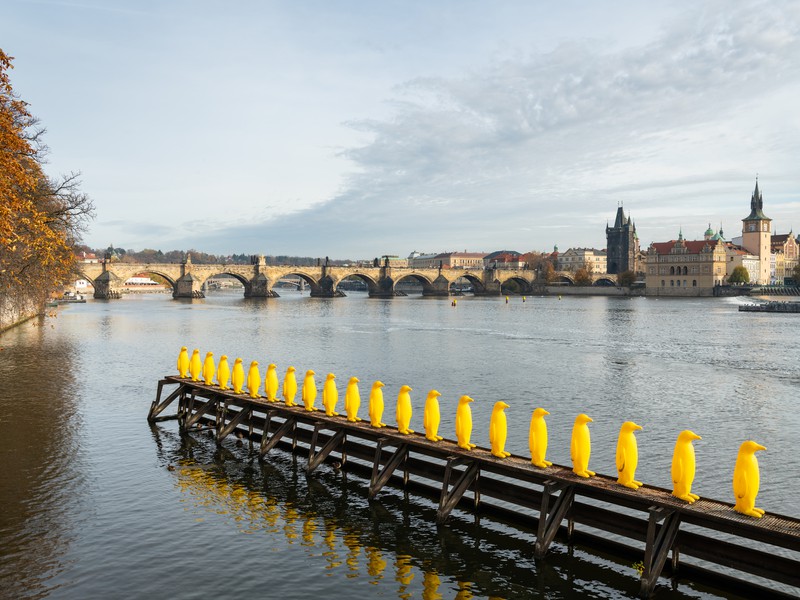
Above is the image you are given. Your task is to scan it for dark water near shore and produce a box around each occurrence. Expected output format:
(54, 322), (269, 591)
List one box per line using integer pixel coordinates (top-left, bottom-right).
(1, 291), (798, 599)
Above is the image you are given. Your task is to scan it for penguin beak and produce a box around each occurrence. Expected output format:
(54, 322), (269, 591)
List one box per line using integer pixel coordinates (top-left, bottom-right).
(692, 433), (702, 441)
(542, 409), (550, 415)
(501, 402), (509, 409)
(586, 416), (593, 423)
(634, 424), (643, 431)
(754, 443), (766, 452)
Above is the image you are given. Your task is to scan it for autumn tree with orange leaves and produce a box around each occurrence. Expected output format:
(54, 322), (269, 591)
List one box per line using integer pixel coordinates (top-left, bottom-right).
(1, 49), (94, 318)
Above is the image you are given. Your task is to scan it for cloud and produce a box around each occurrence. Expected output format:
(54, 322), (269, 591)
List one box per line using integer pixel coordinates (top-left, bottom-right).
(173, 1), (800, 257)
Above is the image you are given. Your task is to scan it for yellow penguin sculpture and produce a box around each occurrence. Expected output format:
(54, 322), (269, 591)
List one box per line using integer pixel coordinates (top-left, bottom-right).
(571, 413), (595, 478)
(671, 430), (702, 503)
(265, 363), (279, 402)
(369, 381), (386, 427)
(733, 440), (766, 518)
(177, 346), (189, 378)
(423, 390), (443, 441)
(615, 421), (643, 489)
(189, 348), (202, 382)
(490, 401), (511, 458)
(322, 373), (338, 416)
(455, 395), (476, 450)
(283, 366), (297, 406)
(202, 352), (215, 386)
(247, 360), (261, 398)
(217, 355), (230, 390)
(396, 385), (414, 434)
(529, 407), (552, 468)
(345, 376), (361, 422)
(231, 358), (245, 394)
(302, 369), (317, 411)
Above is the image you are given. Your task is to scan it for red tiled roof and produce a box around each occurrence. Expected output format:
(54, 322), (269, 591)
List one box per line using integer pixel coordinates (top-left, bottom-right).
(649, 239), (720, 255)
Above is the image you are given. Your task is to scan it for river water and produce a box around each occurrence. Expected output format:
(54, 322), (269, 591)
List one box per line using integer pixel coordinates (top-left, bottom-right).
(1, 291), (798, 599)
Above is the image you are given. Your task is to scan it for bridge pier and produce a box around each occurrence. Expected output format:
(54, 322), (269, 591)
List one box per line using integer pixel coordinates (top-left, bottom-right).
(421, 274), (451, 297)
(174, 273), (205, 299)
(310, 274), (345, 298)
(244, 274), (279, 298)
(93, 271), (123, 299)
(474, 279), (502, 296)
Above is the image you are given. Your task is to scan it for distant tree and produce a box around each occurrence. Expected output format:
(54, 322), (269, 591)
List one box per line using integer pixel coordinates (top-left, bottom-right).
(574, 267), (592, 286)
(617, 270), (636, 287)
(728, 266), (750, 285)
(793, 262), (800, 284)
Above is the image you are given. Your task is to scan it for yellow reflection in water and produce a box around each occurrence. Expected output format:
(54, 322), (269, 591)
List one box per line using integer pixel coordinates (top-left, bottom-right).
(170, 463), (493, 599)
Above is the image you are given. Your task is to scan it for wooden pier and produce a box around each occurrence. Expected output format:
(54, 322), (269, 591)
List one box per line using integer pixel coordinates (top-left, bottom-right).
(149, 377), (800, 598)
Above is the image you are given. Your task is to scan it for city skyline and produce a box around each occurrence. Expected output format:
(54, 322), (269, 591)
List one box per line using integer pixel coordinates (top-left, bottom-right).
(3, 1), (799, 257)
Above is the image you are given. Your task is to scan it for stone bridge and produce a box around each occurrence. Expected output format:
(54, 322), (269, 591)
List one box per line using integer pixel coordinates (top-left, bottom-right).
(77, 255), (617, 299)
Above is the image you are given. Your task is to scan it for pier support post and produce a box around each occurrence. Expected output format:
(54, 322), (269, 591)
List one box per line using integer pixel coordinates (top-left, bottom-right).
(639, 507), (681, 598)
(217, 404), (252, 443)
(368, 439), (409, 499)
(259, 414), (296, 458)
(534, 480), (575, 558)
(148, 379), (185, 422)
(307, 423), (346, 472)
(184, 396), (220, 429)
(436, 457), (480, 524)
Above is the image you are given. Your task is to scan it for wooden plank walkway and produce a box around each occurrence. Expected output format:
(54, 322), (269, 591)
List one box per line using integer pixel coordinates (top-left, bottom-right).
(149, 377), (800, 598)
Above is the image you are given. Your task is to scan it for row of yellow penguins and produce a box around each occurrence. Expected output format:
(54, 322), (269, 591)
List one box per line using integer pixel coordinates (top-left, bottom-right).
(176, 347), (767, 518)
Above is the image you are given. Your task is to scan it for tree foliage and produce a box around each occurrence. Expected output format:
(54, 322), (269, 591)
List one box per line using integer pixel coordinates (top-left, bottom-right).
(574, 267), (592, 286)
(728, 265), (750, 285)
(793, 262), (800, 285)
(617, 270), (636, 287)
(1, 49), (94, 309)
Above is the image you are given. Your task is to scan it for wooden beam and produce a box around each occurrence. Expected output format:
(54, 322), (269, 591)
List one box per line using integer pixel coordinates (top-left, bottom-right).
(184, 396), (219, 428)
(437, 457), (480, 524)
(259, 415), (296, 458)
(534, 480), (575, 558)
(147, 380), (184, 422)
(640, 506), (681, 598)
(217, 406), (252, 443)
(307, 424), (346, 472)
(369, 439), (409, 499)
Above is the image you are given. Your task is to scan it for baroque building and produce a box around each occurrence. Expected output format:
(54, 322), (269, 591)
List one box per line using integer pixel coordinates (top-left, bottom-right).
(645, 233), (728, 295)
(606, 206), (640, 274)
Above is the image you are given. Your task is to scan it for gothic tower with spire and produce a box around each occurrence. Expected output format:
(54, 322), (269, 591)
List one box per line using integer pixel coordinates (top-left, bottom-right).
(741, 178), (772, 285)
(606, 205), (640, 274)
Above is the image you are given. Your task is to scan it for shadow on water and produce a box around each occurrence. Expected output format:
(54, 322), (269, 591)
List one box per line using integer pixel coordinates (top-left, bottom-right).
(0, 316), (86, 599)
(148, 424), (740, 600)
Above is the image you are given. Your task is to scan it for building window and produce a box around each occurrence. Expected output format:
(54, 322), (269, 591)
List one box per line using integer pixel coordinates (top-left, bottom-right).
(670, 266), (675, 275)
(670, 280), (674, 286)
(661, 280), (665, 287)
(692, 280), (697, 287)
(677, 280), (681, 287)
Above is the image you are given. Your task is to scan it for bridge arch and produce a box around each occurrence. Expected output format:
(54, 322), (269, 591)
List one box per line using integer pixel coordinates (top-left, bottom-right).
(448, 272), (487, 295)
(333, 272), (380, 295)
(278, 271), (323, 296)
(393, 273), (437, 296)
(499, 275), (532, 294)
(554, 274), (575, 285)
(593, 277), (616, 287)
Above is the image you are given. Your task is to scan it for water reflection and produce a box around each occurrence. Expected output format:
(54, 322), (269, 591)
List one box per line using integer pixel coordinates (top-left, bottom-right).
(0, 316), (85, 599)
(150, 424), (728, 599)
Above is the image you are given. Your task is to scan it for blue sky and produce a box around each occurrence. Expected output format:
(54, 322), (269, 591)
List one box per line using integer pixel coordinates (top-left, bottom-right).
(3, 0), (799, 258)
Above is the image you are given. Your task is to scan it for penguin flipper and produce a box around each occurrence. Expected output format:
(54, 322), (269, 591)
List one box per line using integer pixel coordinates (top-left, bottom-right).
(615, 446), (625, 474)
(733, 470), (747, 500)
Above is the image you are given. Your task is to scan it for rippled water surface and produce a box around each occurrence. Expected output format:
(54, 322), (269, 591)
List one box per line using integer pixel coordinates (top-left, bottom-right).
(1, 291), (798, 599)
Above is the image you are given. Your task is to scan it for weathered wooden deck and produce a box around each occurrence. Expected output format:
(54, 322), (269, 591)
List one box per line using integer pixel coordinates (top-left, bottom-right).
(149, 377), (800, 598)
